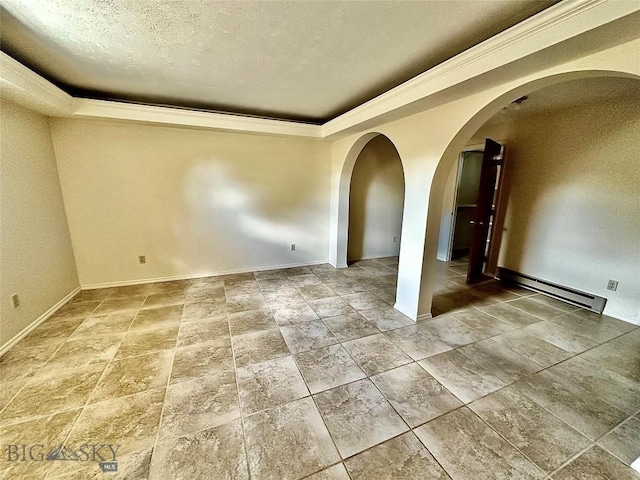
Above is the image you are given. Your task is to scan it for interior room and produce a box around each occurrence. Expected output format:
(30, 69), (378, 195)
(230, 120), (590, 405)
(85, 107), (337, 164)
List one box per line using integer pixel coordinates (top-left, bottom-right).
(1, 1), (639, 479)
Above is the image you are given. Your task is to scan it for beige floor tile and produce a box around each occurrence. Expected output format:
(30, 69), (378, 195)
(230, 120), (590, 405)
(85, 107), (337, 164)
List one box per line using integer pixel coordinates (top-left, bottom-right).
(181, 299), (227, 321)
(170, 337), (234, 384)
(270, 301), (320, 326)
(232, 328), (290, 368)
(506, 297), (565, 320)
(420, 316), (489, 347)
(307, 296), (356, 319)
(322, 312), (379, 342)
(552, 446), (640, 480)
(244, 397), (339, 479)
(359, 306), (415, 331)
(492, 329), (572, 367)
(142, 291), (186, 309)
(294, 344), (366, 394)
(228, 308), (277, 336)
(92, 296), (147, 316)
(480, 302), (543, 327)
(298, 284), (338, 301)
(129, 305), (183, 331)
(598, 416), (640, 467)
(280, 321), (338, 353)
(384, 324), (453, 360)
(524, 321), (599, 354)
(341, 292), (388, 311)
(345, 432), (451, 479)
(415, 407), (544, 479)
(342, 333), (412, 376)
(453, 309), (518, 336)
(236, 355), (309, 415)
(70, 312), (136, 338)
(151, 419), (248, 479)
(305, 463), (350, 479)
(176, 315), (229, 347)
(371, 363), (462, 427)
(160, 370), (239, 440)
(115, 325), (178, 359)
(39, 334), (124, 375)
(314, 379), (408, 459)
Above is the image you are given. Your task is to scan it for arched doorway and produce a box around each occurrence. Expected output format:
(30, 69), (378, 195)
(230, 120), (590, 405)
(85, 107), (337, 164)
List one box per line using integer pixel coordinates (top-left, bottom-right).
(347, 135), (405, 265)
(427, 72), (640, 321)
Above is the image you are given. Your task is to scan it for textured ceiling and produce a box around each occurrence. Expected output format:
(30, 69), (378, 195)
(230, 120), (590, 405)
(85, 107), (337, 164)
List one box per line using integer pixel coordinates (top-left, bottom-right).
(0, 0), (559, 123)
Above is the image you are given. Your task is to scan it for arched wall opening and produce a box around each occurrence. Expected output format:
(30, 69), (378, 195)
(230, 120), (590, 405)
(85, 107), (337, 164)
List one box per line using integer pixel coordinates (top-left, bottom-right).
(425, 70), (640, 322)
(347, 135), (405, 263)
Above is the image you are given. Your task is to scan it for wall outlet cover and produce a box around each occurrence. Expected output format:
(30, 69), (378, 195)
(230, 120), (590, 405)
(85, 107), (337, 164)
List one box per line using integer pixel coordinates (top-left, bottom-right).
(607, 280), (618, 291)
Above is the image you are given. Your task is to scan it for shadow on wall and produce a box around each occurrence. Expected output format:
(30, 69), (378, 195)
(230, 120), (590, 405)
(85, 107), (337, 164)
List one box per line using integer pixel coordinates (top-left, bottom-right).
(348, 135), (405, 262)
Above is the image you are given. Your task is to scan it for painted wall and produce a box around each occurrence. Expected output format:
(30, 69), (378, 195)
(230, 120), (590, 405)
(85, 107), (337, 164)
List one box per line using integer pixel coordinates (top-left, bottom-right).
(348, 136), (404, 261)
(493, 96), (640, 322)
(0, 99), (79, 346)
(50, 119), (331, 286)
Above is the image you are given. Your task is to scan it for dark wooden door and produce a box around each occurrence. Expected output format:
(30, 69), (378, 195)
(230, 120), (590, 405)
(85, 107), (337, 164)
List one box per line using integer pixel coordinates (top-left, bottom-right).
(466, 138), (502, 283)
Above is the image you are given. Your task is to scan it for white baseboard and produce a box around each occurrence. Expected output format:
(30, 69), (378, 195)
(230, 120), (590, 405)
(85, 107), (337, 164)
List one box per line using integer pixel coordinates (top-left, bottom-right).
(416, 313), (433, 322)
(81, 259), (330, 290)
(0, 286), (81, 358)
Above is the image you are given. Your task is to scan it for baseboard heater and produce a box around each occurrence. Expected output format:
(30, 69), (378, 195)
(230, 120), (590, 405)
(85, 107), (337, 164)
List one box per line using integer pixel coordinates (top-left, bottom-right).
(496, 268), (607, 313)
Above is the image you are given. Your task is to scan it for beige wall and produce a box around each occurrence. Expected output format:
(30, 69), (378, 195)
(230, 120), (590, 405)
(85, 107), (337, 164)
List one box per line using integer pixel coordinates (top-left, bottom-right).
(0, 99), (79, 346)
(478, 95), (639, 322)
(50, 118), (331, 286)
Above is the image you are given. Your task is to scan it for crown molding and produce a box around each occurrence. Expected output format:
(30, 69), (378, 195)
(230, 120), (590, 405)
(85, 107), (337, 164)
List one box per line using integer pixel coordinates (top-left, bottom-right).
(1, 0), (638, 138)
(321, 0), (640, 137)
(71, 99), (322, 138)
(0, 51), (73, 115)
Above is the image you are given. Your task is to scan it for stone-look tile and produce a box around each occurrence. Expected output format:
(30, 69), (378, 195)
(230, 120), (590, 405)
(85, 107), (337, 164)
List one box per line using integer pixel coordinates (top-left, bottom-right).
(452, 309), (517, 336)
(492, 329), (572, 367)
(470, 386), (591, 473)
(244, 397), (340, 479)
(419, 350), (506, 403)
(308, 296), (356, 319)
(549, 313), (626, 343)
(548, 356), (640, 414)
(506, 297), (565, 320)
(92, 295), (147, 315)
(298, 284), (338, 301)
(271, 301), (320, 326)
(359, 306), (415, 331)
(236, 355), (309, 415)
(181, 298), (227, 321)
(459, 338), (542, 383)
(0, 342), (61, 383)
(294, 344), (366, 394)
(225, 280), (262, 297)
(368, 287), (396, 305)
(314, 379), (408, 459)
(524, 321), (599, 354)
(228, 308), (277, 336)
(153, 280), (194, 295)
(341, 292), (388, 311)
(415, 407), (545, 480)
(420, 316), (488, 347)
(176, 315), (229, 347)
(48, 300), (101, 321)
(288, 273), (321, 286)
(226, 293), (268, 313)
(70, 312), (136, 338)
(232, 328), (290, 368)
(160, 370), (239, 440)
(325, 279), (368, 296)
(0, 364), (104, 426)
(384, 324), (453, 360)
(0, 409), (82, 480)
(151, 419), (248, 480)
(431, 292), (476, 315)
(68, 388), (165, 455)
(263, 288), (304, 306)
(529, 294), (580, 313)
(342, 333), (412, 376)
(571, 310), (638, 332)
(552, 446), (640, 480)
(322, 312), (379, 342)
(371, 363), (462, 427)
(129, 304), (183, 331)
(223, 272), (256, 284)
(115, 325), (178, 359)
(280, 321), (338, 353)
(305, 463), (350, 479)
(580, 331), (640, 382)
(19, 317), (85, 348)
(69, 288), (114, 303)
(598, 417), (640, 467)
(0, 378), (26, 411)
(512, 369), (628, 440)
(345, 432), (451, 480)
(480, 302), (543, 327)
(170, 337), (234, 384)
(90, 351), (173, 402)
(106, 284), (155, 299)
(39, 334), (124, 374)
(142, 291), (186, 309)
(257, 277), (293, 292)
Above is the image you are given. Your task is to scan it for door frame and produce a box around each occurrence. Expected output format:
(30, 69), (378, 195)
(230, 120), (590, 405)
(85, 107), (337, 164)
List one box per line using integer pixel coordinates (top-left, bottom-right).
(446, 141), (507, 277)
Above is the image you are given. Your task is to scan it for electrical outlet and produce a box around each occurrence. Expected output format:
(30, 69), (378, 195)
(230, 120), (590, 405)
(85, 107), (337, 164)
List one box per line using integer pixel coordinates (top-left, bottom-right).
(607, 280), (618, 291)
(393, 236), (397, 243)
(290, 244), (296, 251)
(139, 255), (146, 264)
(11, 293), (20, 308)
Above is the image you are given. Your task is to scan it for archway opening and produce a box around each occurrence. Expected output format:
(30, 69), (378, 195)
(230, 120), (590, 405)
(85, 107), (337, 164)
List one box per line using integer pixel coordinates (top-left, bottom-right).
(428, 73), (640, 323)
(347, 135), (405, 265)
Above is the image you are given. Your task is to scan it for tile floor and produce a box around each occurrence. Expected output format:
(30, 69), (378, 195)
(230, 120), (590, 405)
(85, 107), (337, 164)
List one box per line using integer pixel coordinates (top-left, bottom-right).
(1, 257), (639, 479)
